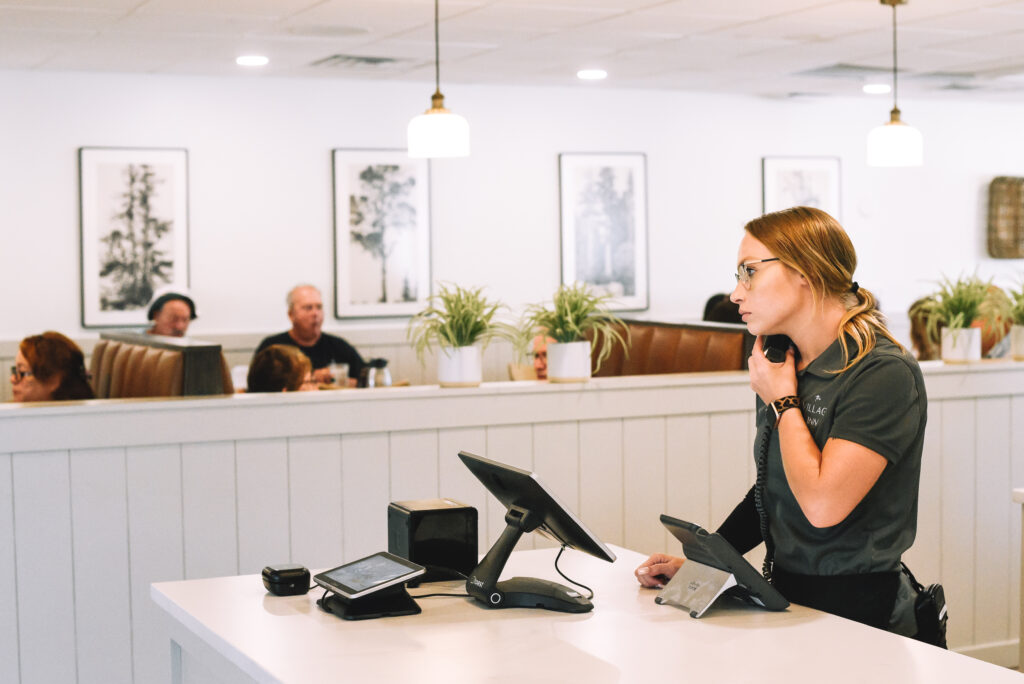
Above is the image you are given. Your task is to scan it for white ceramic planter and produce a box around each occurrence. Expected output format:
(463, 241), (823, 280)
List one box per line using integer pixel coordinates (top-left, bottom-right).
(1012, 325), (1024, 361)
(941, 327), (982, 364)
(437, 345), (483, 387)
(547, 340), (592, 383)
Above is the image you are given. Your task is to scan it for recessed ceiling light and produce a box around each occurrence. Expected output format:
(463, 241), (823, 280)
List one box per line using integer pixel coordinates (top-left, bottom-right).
(862, 83), (890, 95)
(577, 68), (607, 81)
(236, 55), (269, 67)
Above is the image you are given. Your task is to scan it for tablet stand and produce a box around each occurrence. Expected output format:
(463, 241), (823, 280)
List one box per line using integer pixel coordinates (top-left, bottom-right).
(655, 559), (739, 618)
(465, 505), (593, 613)
(319, 583), (421, 621)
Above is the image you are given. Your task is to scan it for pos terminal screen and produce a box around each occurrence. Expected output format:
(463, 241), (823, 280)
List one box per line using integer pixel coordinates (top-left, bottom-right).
(314, 552), (424, 599)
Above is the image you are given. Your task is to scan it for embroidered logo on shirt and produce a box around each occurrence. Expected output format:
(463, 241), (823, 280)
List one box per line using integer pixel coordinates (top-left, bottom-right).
(803, 398), (829, 427)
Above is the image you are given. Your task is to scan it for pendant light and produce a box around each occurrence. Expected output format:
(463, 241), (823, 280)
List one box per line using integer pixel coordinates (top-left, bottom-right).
(866, 0), (923, 167)
(407, 0), (470, 158)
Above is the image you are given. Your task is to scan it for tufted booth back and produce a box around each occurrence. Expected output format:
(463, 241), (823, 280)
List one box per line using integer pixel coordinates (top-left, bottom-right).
(90, 332), (233, 398)
(591, 319), (754, 377)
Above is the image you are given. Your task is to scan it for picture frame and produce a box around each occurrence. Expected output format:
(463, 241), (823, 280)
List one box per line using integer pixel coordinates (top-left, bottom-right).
(761, 156), (841, 219)
(558, 152), (649, 311)
(332, 148), (431, 318)
(79, 147), (190, 328)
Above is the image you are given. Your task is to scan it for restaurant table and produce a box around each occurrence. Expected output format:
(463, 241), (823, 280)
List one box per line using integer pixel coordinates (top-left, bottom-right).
(151, 545), (1021, 684)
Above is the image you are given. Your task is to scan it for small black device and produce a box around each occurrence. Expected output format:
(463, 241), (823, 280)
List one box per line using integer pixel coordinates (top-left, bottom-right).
(261, 564), (310, 596)
(388, 498), (478, 586)
(762, 334), (792, 363)
(901, 562), (948, 648)
(313, 551), (425, 620)
(657, 515), (789, 617)
(458, 450), (616, 613)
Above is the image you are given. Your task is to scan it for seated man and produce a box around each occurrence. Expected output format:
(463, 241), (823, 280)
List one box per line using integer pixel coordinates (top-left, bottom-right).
(255, 284), (365, 385)
(532, 334), (550, 380)
(146, 288), (197, 337)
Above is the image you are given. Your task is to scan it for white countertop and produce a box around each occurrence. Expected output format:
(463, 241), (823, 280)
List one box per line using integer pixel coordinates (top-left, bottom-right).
(151, 545), (1020, 683)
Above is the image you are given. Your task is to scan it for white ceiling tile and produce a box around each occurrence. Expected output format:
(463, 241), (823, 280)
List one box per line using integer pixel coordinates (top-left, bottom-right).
(135, 0), (320, 16)
(0, 0), (143, 8)
(0, 6), (124, 31)
(904, 5), (1024, 32)
(0, 0), (1020, 99)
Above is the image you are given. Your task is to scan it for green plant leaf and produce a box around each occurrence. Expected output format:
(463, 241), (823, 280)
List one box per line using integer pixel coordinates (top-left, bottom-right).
(520, 282), (631, 373)
(406, 283), (518, 365)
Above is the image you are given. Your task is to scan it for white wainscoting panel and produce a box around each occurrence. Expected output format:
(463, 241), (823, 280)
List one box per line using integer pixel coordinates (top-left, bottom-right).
(975, 397), (1012, 646)
(579, 419), (625, 549)
(438, 427), (490, 554)
(0, 453), (19, 684)
(940, 399), (978, 649)
(1, 363), (1024, 681)
(288, 435), (343, 571)
(70, 447), (132, 684)
(181, 441), (237, 580)
(340, 432), (389, 561)
(126, 444), (184, 684)
(389, 430), (440, 503)
(13, 450), (77, 684)
(235, 440), (289, 574)
(623, 416), (667, 555)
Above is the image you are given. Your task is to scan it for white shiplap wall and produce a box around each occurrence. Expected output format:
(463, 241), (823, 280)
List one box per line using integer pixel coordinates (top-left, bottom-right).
(1, 364), (1023, 683)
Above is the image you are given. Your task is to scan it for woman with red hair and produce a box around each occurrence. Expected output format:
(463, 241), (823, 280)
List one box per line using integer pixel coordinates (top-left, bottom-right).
(11, 332), (94, 402)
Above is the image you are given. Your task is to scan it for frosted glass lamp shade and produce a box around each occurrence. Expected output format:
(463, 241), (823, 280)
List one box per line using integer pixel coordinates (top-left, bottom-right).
(407, 108), (470, 158)
(866, 118), (923, 167)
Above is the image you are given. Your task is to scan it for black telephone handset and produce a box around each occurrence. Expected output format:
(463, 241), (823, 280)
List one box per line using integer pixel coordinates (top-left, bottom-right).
(761, 335), (792, 364)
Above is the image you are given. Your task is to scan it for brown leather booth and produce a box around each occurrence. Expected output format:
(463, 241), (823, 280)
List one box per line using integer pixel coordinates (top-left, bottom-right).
(90, 332), (233, 398)
(592, 319), (755, 376)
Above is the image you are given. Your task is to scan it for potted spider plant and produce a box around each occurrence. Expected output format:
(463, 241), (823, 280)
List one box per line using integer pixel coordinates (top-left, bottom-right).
(521, 283), (630, 382)
(924, 275), (990, 363)
(407, 283), (518, 387)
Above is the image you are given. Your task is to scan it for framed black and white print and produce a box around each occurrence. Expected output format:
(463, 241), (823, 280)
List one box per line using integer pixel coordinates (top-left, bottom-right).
(79, 147), (190, 328)
(558, 153), (649, 311)
(332, 149), (431, 318)
(761, 156), (841, 219)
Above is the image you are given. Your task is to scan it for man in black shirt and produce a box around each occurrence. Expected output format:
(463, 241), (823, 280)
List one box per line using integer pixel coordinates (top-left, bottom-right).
(254, 285), (365, 385)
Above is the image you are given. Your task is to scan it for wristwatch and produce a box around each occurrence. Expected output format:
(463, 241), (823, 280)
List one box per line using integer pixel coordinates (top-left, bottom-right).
(770, 395), (802, 427)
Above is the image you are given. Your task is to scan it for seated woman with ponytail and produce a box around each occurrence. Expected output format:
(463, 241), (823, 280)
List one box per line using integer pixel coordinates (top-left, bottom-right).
(635, 206), (928, 636)
(11, 332), (95, 402)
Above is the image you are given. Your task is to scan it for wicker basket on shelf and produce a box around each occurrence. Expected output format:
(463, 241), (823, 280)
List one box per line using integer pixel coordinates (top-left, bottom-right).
(988, 176), (1024, 258)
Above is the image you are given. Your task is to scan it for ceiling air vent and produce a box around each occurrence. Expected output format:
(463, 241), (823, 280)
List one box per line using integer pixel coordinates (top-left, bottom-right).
(310, 54), (417, 72)
(795, 63), (892, 80)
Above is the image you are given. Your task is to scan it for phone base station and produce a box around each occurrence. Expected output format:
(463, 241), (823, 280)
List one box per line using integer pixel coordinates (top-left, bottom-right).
(319, 584), (421, 621)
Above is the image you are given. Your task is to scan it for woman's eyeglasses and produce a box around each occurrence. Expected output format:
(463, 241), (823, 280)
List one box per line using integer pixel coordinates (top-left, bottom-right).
(10, 366), (33, 382)
(734, 258), (780, 288)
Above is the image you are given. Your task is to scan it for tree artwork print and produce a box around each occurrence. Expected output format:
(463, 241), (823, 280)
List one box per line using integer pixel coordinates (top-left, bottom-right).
(79, 147), (190, 328)
(348, 164), (419, 305)
(98, 164), (174, 310)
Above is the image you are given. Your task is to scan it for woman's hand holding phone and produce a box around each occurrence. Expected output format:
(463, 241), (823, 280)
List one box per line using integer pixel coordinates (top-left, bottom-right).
(750, 335), (798, 405)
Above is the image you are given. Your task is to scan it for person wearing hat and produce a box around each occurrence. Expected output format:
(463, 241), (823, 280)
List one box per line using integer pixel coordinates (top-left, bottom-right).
(147, 288), (197, 338)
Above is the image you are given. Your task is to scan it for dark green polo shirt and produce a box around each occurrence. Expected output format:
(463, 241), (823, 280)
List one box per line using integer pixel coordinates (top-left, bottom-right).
(755, 335), (927, 575)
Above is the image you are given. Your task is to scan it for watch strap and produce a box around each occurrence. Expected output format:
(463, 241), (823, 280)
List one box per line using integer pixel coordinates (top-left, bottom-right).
(770, 395), (801, 425)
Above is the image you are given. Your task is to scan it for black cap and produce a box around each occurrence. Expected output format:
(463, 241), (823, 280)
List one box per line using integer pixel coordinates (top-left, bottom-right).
(147, 292), (197, 321)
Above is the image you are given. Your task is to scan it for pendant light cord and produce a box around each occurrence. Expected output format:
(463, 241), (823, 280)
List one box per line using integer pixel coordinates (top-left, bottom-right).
(891, 2), (899, 112)
(433, 0), (441, 96)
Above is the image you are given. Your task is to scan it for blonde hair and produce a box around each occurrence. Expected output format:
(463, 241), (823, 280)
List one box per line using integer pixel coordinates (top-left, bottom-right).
(744, 206), (903, 372)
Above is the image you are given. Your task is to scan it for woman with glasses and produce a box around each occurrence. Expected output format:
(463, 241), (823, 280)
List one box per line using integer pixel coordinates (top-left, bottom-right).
(11, 331), (95, 402)
(635, 207), (928, 638)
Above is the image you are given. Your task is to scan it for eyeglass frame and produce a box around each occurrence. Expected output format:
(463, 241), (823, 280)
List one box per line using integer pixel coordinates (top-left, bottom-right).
(10, 365), (33, 382)
(734, 257), (780, 288)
